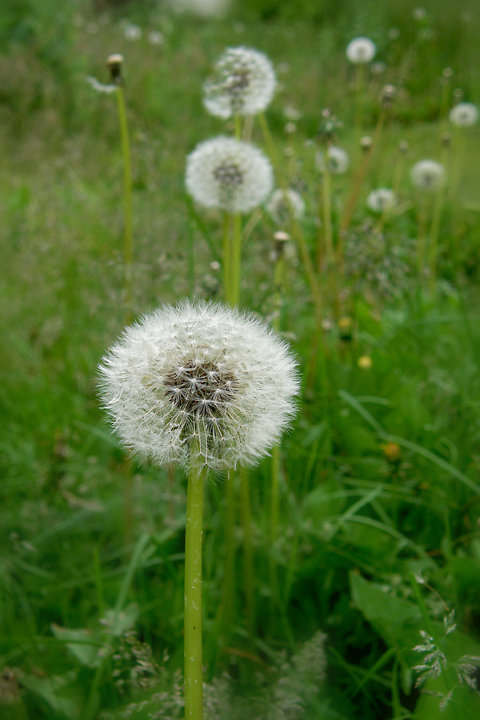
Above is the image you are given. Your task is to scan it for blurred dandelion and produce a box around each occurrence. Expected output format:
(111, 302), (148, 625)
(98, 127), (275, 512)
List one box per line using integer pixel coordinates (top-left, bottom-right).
(203, 46), (276, 119)
(317, 146), (350, 175)
(449, 102), (478, 127)
(185, 136), (273, 213)
(346, 37), (376, 64)
(266, 188), (305, 225)
(366, 188), (397, 213)
(410, 160), (445, 191)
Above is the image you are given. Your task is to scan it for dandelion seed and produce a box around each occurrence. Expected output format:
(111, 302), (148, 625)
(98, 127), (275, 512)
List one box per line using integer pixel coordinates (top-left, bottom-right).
(449, 102), (479, 127)
(366, 188), (397, 213)
(203, 46), (276, 119)
(185, 136), (273, 213)
(346, 37), (376, 64)
(98, 301), (299, 473)
(410, 159), (445, 191)
(266, 189), (305, 225)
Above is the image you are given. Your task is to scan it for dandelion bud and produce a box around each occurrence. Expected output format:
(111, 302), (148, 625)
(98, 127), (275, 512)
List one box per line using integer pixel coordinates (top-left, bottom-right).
(398, 140), (409, 155)
(382, 442), (401, 462)
(441, 67), (453, 82)
(338, 316), (353, 342)
(107, 53), (124, 84)
(381, 84), (396, 107)
(360, 136), (373, 152)
(441, 132), (451, 148)
(273, 230), (291, 257)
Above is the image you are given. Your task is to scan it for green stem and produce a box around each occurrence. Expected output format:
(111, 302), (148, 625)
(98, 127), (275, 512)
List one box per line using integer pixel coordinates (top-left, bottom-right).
(240, 468), (254, 644)
(219, 469), (236, 642)
(184, 459), (206, 720)
(230, 213), (242, 306)
(116, 85), (133, 322)
(354, 64), (366, 139)
(222, 212), (232, 304)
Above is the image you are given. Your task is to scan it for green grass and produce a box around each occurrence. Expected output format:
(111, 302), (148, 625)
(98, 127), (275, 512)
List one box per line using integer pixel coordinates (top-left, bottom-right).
(1, 0), (480, 718)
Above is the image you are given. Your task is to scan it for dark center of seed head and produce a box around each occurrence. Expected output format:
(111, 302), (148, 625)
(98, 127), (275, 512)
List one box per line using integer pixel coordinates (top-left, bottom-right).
(164, 361), (238, 418)
(213, 162), (244, 189)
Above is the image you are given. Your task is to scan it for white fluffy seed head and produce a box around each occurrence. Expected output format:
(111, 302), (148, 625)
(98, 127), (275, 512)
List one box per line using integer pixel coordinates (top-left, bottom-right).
(98, 301), (300, 473)
(203, 46), (276, 119)
(410, 159), (445, 191)
(449, 102), (479, 127)
(185, 136), (273, 213)
(366, 188), (397, 213)
(317, 146), (350, 175)
(266, 188), (305, 225)
(346, 37), (376, 64)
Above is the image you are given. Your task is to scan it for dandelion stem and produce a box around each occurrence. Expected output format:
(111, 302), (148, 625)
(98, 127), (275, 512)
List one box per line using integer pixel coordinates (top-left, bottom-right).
(116, 83), (133, 322)
(222, 212), (232, 304)
(184, 453), (206, 720)
(240, 468), (255, 644)
(231, 212), (243, 306)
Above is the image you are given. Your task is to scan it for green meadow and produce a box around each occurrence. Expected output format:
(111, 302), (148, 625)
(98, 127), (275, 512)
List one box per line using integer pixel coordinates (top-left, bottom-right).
(1, 0), (480, 718)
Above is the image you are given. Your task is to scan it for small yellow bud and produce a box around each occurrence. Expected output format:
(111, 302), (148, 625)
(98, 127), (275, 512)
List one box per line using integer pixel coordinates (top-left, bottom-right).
(357, 355), (372, 370)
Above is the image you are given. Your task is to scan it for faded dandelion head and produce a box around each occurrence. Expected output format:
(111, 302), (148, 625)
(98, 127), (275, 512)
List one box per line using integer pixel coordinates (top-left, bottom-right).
(203, 46), (276, 119)
(185, 136), (273, 213)
(317, 145), (350, 175)
(98, 301), (299, 473)
(266, 188), (305, 225)
(449, 102), (479, 127)
(410, 159), (445, 191)
(366, 188), (397, 213)
(346, 37), (376, 64)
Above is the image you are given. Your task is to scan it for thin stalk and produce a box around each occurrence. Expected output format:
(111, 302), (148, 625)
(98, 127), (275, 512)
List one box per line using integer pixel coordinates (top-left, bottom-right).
(240, 468), (254, 644)
(354, 64), (366, 139)
(115, 83), (135, 548)
(230, 213), (243, 306)
(184, 457), (206, 720)
(340, 110), (385, 235)
(219, 469), (236, 640)
(222, 212), (232, 304)
(320, 160), (334, 269)
(116, 84), (133, 322)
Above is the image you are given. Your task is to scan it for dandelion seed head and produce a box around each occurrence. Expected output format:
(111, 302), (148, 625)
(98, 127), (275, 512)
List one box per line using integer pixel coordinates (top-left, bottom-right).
(98, 301), (299, 473)
(266, 189), (305, 225)
(317, 146), (350, 175)
(185, 136), (273, 213)
(366, 188), (397, 213)
(410, 159), (445, 191)
(346, 37), (376, 64)
(449, 102), (479, 127)
(204, 46), (276, 118)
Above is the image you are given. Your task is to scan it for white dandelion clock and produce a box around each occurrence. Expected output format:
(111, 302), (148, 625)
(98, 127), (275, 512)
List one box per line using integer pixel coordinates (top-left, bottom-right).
(204, 46), (276, 119)
(366, 188), (397, 213)
(449, 102), (479, 128)
(185, 136), (273, 213)
(266, 188), (305, 225)
(98, 301), (300, 473)
(346, 37), (376, 64)
(410, 160), (445, 191)
(317, 146), (350, 175)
